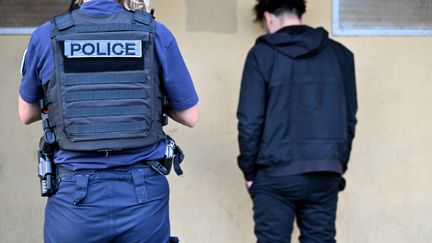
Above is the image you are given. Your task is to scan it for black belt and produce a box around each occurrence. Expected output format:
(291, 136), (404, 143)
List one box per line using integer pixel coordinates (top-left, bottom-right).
(56, 161), (151, 178)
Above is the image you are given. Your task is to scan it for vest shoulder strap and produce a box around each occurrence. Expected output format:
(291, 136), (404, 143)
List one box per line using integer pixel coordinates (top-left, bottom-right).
(50, 12), (74, 38)
(133, 11), (153, 26)
(51, 11), (155, 36)
(54, 13), (74, 31)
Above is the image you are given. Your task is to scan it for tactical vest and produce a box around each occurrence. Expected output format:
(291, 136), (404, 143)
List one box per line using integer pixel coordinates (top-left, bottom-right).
(45, 10), (165, 151)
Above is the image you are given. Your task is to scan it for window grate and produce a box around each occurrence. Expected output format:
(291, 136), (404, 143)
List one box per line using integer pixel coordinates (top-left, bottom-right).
(333, 0), (432, 36)
(0, 0), (69, 34)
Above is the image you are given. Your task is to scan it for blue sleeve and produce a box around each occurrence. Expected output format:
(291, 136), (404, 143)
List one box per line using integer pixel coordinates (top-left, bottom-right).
(155, 22), (199, 111)
(19, 22), (53, 104)
(19, 34), (44, 104)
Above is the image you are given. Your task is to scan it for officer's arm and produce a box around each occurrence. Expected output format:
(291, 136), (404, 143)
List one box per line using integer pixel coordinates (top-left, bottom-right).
(165, 104), (199, 128)
(18, 95), (41, 125)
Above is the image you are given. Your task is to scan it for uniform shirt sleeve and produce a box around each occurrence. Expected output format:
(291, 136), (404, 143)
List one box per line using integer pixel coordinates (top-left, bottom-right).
(19, 33), (44, 104)
(236, 48), (267, 181)
(155, 22), (199, 111)
(19, 22), (53, 104)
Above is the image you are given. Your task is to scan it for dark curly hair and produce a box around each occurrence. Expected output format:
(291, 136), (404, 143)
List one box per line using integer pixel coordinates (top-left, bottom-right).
(254, 0), (306, 22)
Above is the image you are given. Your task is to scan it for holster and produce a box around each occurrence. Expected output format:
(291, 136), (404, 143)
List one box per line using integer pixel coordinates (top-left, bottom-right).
(148, 136), (185, 176)
(38, 136), (57, 197)
(38, 99), (58, 197)
(163, 136), (185, 176)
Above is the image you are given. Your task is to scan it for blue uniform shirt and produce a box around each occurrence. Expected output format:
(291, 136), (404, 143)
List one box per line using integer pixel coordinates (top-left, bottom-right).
(19, 0), (199, 170)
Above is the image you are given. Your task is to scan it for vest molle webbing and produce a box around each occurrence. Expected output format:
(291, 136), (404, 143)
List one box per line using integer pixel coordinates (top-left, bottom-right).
(45, 10), (165, 151)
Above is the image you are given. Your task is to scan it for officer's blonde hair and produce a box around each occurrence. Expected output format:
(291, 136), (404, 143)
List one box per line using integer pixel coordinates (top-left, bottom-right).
(74, 0), (149, 12)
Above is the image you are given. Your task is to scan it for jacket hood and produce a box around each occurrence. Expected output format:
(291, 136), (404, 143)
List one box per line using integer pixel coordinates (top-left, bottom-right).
(257, 25), (329, 58)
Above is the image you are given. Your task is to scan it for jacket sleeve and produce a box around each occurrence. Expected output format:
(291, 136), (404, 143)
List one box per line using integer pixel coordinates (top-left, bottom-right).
(342, 52), (358, 172)
(236, 49), (267, 181)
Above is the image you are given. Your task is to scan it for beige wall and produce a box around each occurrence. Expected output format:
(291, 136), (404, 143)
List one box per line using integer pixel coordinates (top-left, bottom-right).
(1, 0), (432, 242)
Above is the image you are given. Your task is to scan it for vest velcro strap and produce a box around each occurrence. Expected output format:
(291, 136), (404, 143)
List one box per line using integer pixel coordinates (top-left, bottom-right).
(134, 11), (153, 26)
(64, 73), (146, 86)
(68, 121), (148, 134)
(66, 90), (147, 102)
(54, 13), (74, 31)
(68, 106), (147, 118)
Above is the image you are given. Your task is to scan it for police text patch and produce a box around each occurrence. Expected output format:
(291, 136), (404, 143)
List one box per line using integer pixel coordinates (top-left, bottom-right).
(64, 40), (142, 58)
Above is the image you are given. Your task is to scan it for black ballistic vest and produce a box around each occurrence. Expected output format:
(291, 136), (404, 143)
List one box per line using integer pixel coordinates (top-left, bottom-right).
(45, 10), (165, 151)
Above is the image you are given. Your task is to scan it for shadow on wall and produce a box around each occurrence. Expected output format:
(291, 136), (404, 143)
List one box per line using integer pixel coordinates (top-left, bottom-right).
(185, 0), (237, 33)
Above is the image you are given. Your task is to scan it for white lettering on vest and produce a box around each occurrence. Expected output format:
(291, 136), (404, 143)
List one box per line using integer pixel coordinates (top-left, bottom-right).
(64, 40), (142, 58)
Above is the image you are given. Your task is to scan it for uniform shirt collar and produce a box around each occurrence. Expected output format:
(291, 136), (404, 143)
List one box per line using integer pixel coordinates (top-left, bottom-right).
(80, 0), (124, 15)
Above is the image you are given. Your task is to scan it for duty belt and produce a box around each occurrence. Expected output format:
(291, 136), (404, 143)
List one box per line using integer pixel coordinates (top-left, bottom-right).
(56, 161), (155, 178)
(55, 158), (183, 178)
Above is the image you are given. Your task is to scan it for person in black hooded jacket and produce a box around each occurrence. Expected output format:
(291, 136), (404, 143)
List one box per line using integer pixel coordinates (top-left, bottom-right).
(237, 0), (357, 242)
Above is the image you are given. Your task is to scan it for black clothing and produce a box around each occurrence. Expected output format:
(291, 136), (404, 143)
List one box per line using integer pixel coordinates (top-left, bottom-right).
(68, 1), (79, 12)
(249, 172), (340, 243)
(46, 10), (165, 151)
(237, 25), (357, 181)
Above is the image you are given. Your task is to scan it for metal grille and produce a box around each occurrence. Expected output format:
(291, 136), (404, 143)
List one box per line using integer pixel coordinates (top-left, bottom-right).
(0, 0), (69, 34)
(333, 0), (432, 36)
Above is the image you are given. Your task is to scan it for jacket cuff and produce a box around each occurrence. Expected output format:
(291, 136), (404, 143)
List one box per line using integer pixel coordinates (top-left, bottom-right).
(243, 171), (256, 181)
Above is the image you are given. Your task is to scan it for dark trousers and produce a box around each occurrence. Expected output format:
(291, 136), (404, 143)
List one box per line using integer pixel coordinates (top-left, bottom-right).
(249, 172), (341, 243)
(44, 165), (170, 243)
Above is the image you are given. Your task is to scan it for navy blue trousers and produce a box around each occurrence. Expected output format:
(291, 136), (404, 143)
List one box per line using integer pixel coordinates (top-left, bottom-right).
(44, 165), (170, 243)
(249, 172), (341, 243)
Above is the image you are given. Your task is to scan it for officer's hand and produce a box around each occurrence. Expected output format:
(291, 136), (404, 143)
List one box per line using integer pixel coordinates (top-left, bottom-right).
(246, 181), (254, 189)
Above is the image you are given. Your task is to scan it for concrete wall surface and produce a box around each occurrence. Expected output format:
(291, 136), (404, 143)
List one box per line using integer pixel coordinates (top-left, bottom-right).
(1, 0), (432, 242)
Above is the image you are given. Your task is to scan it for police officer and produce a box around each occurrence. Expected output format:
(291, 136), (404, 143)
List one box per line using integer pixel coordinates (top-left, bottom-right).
(237, 0), (357, 242)
(18, 0), (199, 242)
